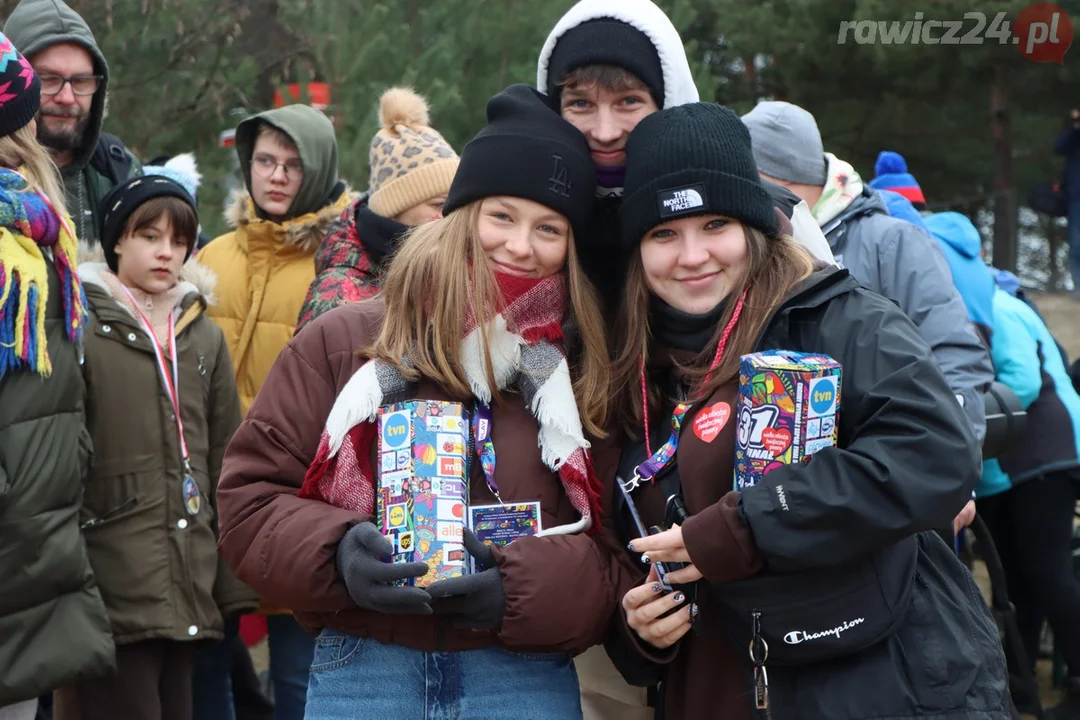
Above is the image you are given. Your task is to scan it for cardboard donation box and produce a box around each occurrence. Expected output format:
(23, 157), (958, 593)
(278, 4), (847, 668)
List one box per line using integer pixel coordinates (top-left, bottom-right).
(734, 351), (841, 491)
(377, 400), (470, 587)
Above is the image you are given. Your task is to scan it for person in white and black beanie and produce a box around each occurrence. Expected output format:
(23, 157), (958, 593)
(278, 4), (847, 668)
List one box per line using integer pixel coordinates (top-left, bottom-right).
(444, 83), (596, 243)
(620, 102), (779, 250)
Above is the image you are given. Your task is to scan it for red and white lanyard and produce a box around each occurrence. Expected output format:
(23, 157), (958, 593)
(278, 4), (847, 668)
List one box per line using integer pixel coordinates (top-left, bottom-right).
(118, 285), (191, 472)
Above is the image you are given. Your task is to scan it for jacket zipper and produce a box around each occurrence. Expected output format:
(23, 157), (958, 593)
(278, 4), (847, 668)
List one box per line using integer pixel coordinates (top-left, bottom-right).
(80, 496), (137, 529)
(750, 609), (772, 718)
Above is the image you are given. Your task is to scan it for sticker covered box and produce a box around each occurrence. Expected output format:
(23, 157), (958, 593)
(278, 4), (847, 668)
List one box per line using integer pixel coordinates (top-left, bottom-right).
(734, 351), (841, 491)
(376, 400), (471, 587)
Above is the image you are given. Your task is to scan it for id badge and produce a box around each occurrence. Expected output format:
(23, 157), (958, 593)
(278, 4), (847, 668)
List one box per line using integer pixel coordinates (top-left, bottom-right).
(182, 475), (201, 516)
(469, 501), (542, 572)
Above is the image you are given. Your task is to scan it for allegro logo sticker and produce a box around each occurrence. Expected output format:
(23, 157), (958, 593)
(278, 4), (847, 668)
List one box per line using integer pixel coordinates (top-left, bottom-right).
(836, 4), (1072, 64)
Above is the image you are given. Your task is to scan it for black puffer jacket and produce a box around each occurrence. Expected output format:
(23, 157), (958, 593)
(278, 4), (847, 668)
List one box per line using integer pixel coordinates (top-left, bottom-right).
(604, 267), (1009, 719)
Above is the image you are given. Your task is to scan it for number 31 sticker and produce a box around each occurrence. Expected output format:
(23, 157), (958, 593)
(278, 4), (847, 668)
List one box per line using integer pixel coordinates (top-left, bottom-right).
(737, 405), (780, 449)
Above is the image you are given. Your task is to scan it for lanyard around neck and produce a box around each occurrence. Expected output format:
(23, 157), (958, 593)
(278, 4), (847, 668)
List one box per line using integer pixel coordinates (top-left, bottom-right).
(118, 284), (190, 468)
(631, 287), (749, 488)
(471, 400), (500, 502)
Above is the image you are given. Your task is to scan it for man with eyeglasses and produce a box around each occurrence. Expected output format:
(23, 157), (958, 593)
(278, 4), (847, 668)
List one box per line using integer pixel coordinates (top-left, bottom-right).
(5, 0), (142, 246)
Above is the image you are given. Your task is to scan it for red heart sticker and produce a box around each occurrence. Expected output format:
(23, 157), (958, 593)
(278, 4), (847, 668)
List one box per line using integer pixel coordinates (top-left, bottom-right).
(693, 402), (731, 443)
(761, 427), (792, 456)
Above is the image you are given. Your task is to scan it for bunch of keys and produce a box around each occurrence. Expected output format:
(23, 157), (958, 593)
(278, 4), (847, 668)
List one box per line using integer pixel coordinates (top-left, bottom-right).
(750, 610), (770, 714)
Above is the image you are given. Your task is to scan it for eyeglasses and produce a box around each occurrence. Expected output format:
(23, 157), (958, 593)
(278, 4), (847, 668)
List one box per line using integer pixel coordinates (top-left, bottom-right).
(39, 74), (102, 97)
(251, 154), (304, 180)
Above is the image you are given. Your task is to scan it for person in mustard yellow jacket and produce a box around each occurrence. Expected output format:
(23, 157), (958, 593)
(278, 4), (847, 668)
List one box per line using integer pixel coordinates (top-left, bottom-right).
(198, 103), (354, 720)
(200, 104), (353, 415)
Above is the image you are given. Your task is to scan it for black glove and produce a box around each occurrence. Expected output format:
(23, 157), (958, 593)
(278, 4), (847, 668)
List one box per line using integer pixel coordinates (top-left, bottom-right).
(336, 522), (432, 615)
(427, 529), (506, 631)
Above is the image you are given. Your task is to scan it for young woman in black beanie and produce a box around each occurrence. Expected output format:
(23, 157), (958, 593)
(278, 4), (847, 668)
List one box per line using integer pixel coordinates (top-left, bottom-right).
(600, 102), (1012, 719)
(216, 84), (616, 719)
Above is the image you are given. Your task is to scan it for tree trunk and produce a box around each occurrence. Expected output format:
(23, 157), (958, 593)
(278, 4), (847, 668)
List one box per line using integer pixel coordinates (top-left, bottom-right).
(497, 0), (516, 90)
(990, 59), (1017, 272)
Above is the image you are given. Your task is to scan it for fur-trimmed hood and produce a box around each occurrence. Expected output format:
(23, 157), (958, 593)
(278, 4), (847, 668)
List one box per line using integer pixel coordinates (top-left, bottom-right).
(77, 243), (219, 310)
(222, 186), (356, 254)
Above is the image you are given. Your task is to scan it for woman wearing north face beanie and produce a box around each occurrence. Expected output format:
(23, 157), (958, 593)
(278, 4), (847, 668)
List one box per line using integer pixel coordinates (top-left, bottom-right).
(216, 84), (616, 718)
(599, 103), (1010, 718)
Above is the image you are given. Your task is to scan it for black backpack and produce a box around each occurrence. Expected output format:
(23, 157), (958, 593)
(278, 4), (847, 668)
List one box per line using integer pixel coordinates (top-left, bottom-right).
(89, 132), (134, 185)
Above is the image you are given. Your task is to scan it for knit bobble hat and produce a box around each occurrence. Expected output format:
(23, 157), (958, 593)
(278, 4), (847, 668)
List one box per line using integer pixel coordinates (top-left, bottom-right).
(367, 87), (459, 220)
(98, 175), (197, 272)
(0, 32), (41, 137)
(621, 102), (778, 250)
(546, 18), (664, 106)
(443, 84), (596, 243)
(143, 153), (202, 203)
(868, 151), (926, 209)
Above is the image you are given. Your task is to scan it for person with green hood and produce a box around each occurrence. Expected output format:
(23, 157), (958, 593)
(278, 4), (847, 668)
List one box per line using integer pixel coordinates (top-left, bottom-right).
(4, 0), (143, 247)
(197, 103), (354, 720)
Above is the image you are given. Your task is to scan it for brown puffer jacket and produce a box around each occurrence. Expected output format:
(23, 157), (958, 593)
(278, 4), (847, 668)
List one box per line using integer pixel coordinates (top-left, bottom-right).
(217, 298), (621, 654)
(78, 256), (257, 645)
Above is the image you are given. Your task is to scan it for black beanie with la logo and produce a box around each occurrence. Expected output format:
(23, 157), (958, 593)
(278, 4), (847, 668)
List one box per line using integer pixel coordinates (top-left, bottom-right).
(443, 84), (596, 243)
(620, 102), (779, 252)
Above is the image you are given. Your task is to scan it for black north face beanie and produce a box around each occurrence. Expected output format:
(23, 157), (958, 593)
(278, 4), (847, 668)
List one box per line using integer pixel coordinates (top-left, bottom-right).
(620, 102), (779, 251)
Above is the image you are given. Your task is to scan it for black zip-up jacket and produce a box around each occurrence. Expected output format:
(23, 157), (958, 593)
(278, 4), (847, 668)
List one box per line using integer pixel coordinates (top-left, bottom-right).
(603, 267), (1009, 719)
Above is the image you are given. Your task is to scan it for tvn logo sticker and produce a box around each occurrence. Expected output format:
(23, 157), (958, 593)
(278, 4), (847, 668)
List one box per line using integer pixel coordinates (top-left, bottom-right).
(657, 183), (706, 218)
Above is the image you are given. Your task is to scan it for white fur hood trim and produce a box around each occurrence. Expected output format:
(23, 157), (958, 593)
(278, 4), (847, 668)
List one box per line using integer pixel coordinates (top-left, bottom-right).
(536, 0), (700, 109)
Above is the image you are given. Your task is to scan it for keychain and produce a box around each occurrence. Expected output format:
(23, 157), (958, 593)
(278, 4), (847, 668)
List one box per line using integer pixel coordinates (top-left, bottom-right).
(750, 609), (770, 714)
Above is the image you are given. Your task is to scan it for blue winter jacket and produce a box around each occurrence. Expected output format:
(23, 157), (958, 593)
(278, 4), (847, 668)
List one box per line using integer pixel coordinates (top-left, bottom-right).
(921, 212), (996, 344)
(1053, 126), (1080, 202)
(979, 288), (1080, 497)
(878, 189), (929, 231)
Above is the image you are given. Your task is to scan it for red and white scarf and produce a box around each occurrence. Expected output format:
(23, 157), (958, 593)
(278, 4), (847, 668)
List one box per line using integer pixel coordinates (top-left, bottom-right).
(298, 272), (603, 534)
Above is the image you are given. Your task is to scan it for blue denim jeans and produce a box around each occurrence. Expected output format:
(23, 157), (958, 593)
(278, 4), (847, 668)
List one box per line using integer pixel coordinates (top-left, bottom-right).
(192, 616), (238, 720)
(1069, 200), (1080, 289)
(305, 630), (582, 719)
(266, 614), (316, 720)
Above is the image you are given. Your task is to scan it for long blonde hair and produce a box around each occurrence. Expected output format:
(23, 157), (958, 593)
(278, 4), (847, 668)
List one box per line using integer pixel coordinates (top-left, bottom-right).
(369, 200), (610, 438)
(0, 124), (69, 221)
(612, 227), (817, 434)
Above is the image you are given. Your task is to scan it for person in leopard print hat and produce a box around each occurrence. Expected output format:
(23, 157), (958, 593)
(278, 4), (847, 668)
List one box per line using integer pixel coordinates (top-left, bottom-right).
(297, 86), (459, 330)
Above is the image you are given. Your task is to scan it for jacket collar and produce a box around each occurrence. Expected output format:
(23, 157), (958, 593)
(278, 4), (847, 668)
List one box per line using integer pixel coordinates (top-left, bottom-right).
(223, 185), (355, 254)
(749, 265), (858, 352)
(821, 187), (888, 240)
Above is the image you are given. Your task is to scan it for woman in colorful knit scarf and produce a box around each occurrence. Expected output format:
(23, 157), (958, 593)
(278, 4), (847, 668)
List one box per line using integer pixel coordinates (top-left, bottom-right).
(216, 83), (616, 718)
(0, 30), (113, 720)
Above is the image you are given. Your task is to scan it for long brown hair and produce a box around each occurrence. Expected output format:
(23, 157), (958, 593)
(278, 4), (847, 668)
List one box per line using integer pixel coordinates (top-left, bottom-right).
(368, 200), (610, 438)
(0, 124), (69, 222)
(611, 226), (816, 434)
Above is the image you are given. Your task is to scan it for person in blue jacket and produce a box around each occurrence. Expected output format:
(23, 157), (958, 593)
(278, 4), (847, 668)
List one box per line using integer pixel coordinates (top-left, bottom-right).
(922, 212), (996, 345)
(977, 286), (1080, 718)
(869, 151), (996, 345)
